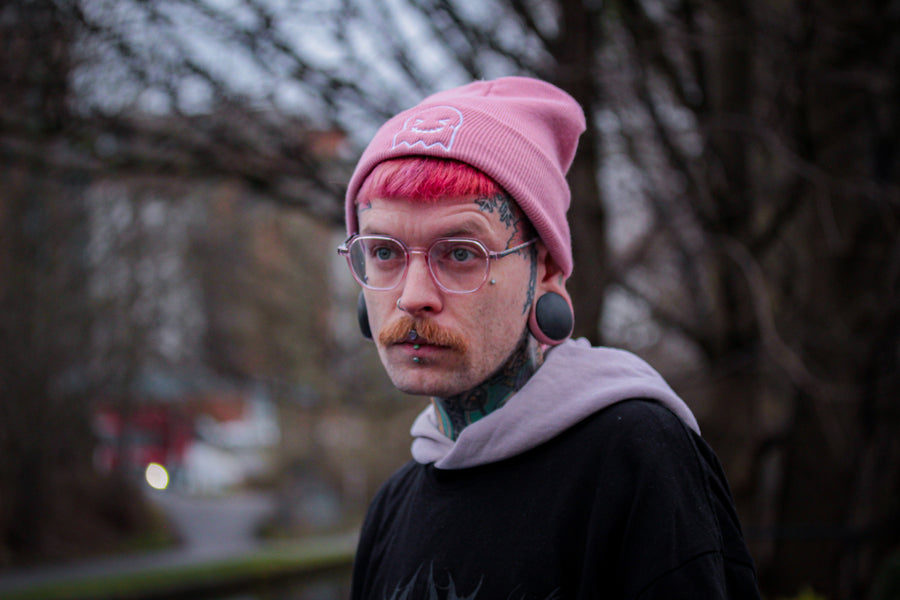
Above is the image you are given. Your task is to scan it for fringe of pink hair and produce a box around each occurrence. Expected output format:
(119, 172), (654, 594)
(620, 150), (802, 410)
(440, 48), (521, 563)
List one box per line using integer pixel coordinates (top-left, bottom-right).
(356, 157), (505, 203)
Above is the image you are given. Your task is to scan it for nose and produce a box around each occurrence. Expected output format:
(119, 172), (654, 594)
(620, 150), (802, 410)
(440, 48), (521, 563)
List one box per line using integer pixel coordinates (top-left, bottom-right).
(397, 252), (443, 315)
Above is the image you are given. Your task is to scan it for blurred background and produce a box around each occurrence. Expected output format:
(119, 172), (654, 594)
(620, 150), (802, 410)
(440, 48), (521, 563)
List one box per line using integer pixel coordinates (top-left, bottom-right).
(0, 1), (897, 599)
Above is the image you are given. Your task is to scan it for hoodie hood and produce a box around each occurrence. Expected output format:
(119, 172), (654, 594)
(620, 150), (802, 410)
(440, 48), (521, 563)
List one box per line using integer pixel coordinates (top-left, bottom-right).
(410, 338), (700, 469)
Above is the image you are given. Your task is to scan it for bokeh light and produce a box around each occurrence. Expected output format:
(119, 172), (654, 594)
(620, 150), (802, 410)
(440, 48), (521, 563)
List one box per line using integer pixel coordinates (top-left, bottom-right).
(145, 462), (169, 490)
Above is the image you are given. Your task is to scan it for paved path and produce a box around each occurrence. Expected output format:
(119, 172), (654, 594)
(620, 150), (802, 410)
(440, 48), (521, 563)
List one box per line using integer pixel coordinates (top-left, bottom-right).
(150, 488), (275, 557)
(0, 489), (276, 593)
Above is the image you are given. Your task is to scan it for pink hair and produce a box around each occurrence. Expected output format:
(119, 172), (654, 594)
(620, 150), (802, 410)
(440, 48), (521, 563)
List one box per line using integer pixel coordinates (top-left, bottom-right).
(356, 157), (505, 204)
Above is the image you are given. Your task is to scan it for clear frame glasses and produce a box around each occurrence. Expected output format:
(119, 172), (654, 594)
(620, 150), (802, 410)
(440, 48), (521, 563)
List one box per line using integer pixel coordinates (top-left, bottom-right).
(337, 235), (537, 294)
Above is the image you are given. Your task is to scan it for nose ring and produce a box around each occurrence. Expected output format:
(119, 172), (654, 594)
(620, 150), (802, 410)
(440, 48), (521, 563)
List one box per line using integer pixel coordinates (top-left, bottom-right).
(397, 298), (407, 312)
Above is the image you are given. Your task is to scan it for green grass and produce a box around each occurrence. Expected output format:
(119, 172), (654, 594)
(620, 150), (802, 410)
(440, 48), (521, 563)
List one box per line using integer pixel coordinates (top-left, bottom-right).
(2, 531), (357, 600)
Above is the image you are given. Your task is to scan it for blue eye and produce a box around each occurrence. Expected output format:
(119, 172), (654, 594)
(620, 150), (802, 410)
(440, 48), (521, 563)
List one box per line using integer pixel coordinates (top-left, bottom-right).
(432, 241), (485, 270)
(451, 247), (475, 262)
(375, 246), (394, 260)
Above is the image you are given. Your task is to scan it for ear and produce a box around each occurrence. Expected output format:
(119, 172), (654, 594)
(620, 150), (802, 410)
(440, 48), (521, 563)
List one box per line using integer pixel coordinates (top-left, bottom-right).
(357, 291), (373, 340)
(528, 245), (574, 345)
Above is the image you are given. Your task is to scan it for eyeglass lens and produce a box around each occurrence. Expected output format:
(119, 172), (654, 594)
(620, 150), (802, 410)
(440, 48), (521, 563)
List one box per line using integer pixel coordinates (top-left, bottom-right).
(347, 237), (489, 292)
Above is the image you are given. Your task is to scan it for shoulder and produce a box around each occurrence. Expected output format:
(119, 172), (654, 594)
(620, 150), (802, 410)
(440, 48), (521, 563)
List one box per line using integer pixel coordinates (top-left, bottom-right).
(368, 460), (422, 507)
(356, 460), (422, 546)
(565, 400), (729, 543)
(516, 398), (705, 484)
(579, 398), (702, 461)
(583, 400), (759, 597)
(592, 396), (693, 431)
(580, 399), (721, 497)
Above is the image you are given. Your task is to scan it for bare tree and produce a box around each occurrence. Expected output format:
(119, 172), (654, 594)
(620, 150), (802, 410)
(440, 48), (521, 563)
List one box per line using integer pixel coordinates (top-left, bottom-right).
(0, 0), (157, 564)
(2, 0), (898, 596)
(596, 0), (900, 596)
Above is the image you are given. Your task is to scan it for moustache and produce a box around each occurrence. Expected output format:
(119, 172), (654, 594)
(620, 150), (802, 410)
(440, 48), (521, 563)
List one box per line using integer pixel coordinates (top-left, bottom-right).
(378, 315), (469, 354)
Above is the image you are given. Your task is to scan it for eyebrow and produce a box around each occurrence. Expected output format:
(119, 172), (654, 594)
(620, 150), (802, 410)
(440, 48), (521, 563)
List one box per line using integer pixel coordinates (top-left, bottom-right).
(437, 220), (491, 239)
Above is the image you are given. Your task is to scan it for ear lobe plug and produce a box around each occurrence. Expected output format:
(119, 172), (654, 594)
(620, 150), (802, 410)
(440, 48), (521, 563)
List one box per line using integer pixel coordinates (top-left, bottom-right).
(529, 292), (574, 345)
(357, 292), (372, 339)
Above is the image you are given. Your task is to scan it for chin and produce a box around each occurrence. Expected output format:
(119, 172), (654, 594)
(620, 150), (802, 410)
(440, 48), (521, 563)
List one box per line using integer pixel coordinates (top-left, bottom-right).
(378, 345), (477, 397)
(387, 364), (473, 398)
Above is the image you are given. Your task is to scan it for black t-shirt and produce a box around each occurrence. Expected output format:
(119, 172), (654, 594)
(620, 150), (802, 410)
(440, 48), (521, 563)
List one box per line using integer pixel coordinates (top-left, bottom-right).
(351, 399), (759, 600)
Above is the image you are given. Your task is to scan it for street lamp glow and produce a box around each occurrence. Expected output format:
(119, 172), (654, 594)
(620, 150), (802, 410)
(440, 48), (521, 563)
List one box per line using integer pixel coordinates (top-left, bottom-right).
(145, 462), (169, 490)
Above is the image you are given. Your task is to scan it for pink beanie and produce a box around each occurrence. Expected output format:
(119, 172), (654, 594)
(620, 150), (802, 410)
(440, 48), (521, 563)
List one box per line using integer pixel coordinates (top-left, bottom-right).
(345, 76), (586, 278)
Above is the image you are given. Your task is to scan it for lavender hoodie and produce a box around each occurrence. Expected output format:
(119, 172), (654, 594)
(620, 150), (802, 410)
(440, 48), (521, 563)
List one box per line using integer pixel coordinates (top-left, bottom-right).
(410, 338), (700, 469)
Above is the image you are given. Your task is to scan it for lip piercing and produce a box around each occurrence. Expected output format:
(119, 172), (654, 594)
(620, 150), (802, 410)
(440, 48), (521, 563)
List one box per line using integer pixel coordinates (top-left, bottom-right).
(490, 279), (496, 285)
(412, 357), (421, 364)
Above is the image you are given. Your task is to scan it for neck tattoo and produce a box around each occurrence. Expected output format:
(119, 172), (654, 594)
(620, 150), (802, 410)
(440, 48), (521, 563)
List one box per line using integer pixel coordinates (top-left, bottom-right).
(432, 335), (544, 441)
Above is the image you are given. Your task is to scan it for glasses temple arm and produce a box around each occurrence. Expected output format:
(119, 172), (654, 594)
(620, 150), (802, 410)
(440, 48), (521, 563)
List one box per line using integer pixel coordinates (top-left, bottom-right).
(490, 238), (538, 259)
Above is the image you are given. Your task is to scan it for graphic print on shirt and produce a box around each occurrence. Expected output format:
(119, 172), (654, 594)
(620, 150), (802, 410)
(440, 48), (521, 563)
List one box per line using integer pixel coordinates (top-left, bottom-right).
(382, 563), (561, 600)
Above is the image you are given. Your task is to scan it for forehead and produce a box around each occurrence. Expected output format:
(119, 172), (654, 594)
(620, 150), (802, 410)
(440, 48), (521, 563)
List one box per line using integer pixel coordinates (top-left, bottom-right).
(358, 195), (524, 243)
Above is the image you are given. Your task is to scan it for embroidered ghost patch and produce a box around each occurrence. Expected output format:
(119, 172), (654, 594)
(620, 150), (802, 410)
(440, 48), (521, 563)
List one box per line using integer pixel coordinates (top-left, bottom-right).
(392, 106), (464, 152)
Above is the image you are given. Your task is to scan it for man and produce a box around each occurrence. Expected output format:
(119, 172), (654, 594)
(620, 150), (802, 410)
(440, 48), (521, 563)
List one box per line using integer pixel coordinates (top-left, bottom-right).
(340, 76), (760, 599)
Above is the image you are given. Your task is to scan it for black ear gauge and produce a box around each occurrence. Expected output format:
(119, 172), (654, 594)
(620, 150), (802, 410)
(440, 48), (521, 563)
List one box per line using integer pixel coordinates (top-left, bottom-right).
(528, 292), (574, 345)
(357, 291), (373, 339)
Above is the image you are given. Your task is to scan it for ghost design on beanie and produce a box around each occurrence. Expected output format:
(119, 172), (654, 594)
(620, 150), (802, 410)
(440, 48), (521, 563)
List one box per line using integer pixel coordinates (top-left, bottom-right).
(392, 106), (464, 152)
